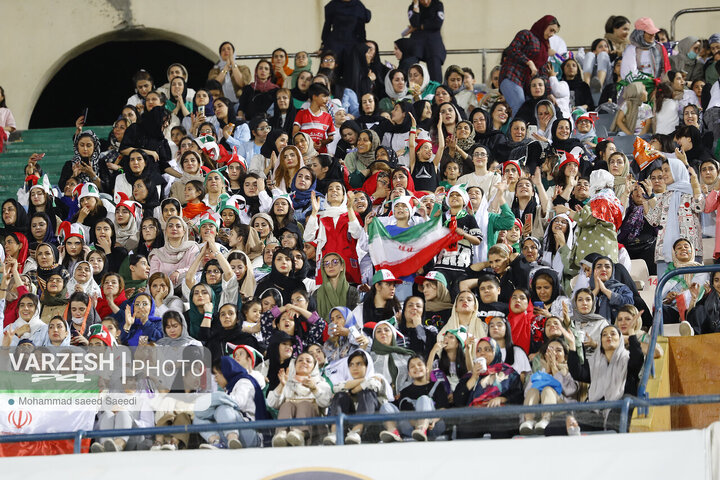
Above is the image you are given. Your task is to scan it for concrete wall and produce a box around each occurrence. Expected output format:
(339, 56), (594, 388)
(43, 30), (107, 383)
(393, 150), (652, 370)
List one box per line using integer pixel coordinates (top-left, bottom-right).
(3, 0), (720, 129)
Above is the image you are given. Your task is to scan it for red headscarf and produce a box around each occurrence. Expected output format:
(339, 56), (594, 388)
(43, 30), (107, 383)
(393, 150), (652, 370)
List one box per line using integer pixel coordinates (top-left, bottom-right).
(529, 15), (558, 69)
(12, 233), (29, 274)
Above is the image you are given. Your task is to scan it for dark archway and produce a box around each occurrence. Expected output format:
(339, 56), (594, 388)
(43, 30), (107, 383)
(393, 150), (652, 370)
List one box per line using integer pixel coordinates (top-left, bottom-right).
(30, 40), (214, 128)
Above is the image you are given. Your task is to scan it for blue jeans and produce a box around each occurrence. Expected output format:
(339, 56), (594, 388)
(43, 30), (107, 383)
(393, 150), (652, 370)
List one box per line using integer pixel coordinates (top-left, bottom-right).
(193, 405), (260, 447)
(582, 51), (611, 83)
(380, 395), (446, 439)
(500, 79), (526, 119)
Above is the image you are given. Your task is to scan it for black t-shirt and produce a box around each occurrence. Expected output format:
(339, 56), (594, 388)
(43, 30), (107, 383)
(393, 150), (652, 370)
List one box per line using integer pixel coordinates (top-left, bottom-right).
(411, 160), (439, 192)
(396, 381), (449, 410)
(477, 301), (509, 324)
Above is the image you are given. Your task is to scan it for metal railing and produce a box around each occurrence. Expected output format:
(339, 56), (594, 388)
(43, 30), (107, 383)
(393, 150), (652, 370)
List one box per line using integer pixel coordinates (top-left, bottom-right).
(670, 7), (720, 41)
(235, 46), (586, 83)
(1, 394), (718, 454)
(637, 264), (720, 406)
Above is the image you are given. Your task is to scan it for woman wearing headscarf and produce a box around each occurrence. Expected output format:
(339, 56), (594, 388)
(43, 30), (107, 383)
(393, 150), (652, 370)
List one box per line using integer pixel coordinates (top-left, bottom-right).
(675, 125), (715, 172)
(200, 303), (258, 362)
(237, 60), (279, 122)
(148, 215), (201, 288)
(254, 247), (303, 305)
(408, 63), (440, 102)
(620, 17), (670, 80)
(370, 319), (414, 396)
(499, 15), (560, 116)
(248, 129), (288, 180)
(1, 199), (30, 241)
(59, 131), (112, 193)
(117, 293), (163, 346)
(550, 119), (585, 162)
(439, 290), (488, 339)
(687, 271), (720, 334)
(589, 256), (634, 323)
(610, 81), (652, 136)
(119, 105), (172, 183)
(670, 37), (704, 83)
(567, 324), (643, 431)
(269, 88), (298, 138)
(453, 337), (523, 438)
(312, 252), (360, 321)
(541, 213), (575, 290)
(644, 157), (704, 278)
(209, 42), (251, 103)
(379, 70), (412, 113)
(304, 181), (363, 284)
(418, 271), (453, 329)
(65, 260), (101, 299)
(346, 129), (380, 188)
(515, 75), (551, 125)
(659, 238), (708, 325)
(268, 351), (332, 447)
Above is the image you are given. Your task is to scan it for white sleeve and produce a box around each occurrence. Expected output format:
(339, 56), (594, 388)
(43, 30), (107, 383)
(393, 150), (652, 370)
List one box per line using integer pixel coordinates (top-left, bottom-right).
(304, 215), (319, 242)
(620, 46), (636, 79)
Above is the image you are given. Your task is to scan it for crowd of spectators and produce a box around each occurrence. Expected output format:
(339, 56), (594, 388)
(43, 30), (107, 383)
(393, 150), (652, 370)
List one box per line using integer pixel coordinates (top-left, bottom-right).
(1, 0), (720, 451)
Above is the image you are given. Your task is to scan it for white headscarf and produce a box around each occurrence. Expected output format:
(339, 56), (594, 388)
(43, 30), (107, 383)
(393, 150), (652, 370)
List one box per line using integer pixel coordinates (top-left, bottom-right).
(587, 326), (630, 402)
(384, 71), (409, 101)
(65, 261), (102, 299)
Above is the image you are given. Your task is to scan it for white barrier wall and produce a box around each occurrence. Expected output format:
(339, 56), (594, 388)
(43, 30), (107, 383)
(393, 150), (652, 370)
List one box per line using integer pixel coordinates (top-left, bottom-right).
(0, 429), (714, 479)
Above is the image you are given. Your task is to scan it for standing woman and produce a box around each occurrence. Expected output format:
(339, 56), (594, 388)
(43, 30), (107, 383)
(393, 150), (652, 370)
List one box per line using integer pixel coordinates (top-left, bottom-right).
(237, 60), (279, 123)
(643, 157), (704, 278)
(0, 85), (17, 134)
(604, 15), (631, 63)
(209, 41), (250, 103)
(304, 183), (363, 284)
(620, 17), (670, 80)
(499, 15), (560, 116)
(164, 76), (192, 123)
(214, 96), (251, 149)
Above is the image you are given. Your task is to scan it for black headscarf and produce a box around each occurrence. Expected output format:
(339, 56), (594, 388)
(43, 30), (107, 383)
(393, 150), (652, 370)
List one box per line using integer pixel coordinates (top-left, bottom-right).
(269, 92), (297, 137)
(334, 120), (362, 160)
(530, 267), (564, 305)
(260, 129), (286, 159)
(1, 199), (30, 237)
(266, 330), (295, 390)
(550, 118), (584, 154)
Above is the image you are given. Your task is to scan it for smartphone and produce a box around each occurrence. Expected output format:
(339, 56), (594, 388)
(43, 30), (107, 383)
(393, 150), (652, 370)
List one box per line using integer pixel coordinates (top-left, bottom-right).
(220, 227), (231, 236)
(527, 125), (538, 137)
(138, 335), (148, 345)
(524, 213), (533, 226)
(198, 105), (205, 116)
(533, 301), (545, 309)
(82, 107), (88, 125)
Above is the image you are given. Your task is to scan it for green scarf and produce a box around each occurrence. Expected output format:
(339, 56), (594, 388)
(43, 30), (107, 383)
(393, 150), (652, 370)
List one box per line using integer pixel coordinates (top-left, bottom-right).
(371, 334), (414, 383)
(118, 257), (148, 294)
(315, 255), (349, 320)
(186, 284), (216, 339)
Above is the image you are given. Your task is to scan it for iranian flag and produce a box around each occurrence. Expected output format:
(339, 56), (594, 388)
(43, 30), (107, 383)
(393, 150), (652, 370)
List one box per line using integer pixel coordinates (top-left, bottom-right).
(0, 372), (98, 456)
(368, 214), (463, 278)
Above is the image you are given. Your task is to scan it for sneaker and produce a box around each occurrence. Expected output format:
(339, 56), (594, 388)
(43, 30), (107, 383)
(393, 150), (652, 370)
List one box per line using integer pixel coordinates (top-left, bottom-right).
(345, 431), (362, 445)
(150, 442), (163, 451)
(160, 443), (177, 451)
(590, 77), (602, 93)
(411, 428), (428, 442)
(103, 439), (119, 452)
(286, 429), (305, 447)
(379, 429), (402, 443)
(90, 442), (105, 453)
(272, 431), (288, 447)
(227, 438), (243, 449)
(679, 321), (694, 337)
(519, 420), (536, 435)
(322, 433), (337, 445)
(534, 418), (550, 434)
(199, 440), (225, 449)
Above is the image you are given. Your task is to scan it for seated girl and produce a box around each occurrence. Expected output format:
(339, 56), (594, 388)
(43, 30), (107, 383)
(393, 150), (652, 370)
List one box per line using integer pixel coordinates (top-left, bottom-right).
(519, 338), (579, 435)
(453, 337), (523, 438)
(379, 354), (450, 442)
(267, 351), (332, 447)
(193, 355), (267, 449)
(324, 350), (393, 445)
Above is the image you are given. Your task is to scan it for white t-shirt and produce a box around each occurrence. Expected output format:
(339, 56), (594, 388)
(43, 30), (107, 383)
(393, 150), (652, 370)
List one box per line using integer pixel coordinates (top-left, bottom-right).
(655, 98), (679, 135)
(620, 102), (653, 134)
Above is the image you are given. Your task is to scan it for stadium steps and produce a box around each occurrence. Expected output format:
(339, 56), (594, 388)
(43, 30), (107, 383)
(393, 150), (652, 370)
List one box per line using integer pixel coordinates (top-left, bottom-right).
(0, 125), (111, 202)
